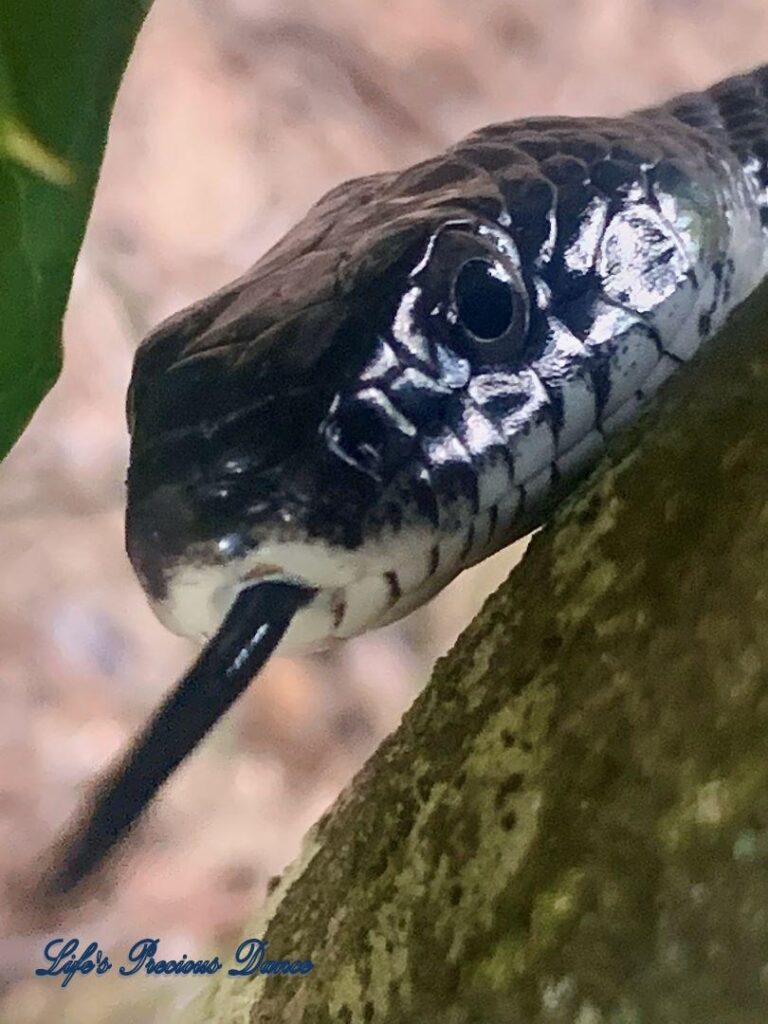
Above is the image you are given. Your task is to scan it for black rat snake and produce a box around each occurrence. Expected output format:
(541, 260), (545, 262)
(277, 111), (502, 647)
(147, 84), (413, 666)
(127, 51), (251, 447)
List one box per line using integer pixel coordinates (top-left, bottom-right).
(46, 63), (768, 895)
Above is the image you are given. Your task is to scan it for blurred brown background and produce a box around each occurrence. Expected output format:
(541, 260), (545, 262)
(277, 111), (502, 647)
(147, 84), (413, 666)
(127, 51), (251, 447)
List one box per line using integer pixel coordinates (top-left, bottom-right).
(0, 0), (766, 1019)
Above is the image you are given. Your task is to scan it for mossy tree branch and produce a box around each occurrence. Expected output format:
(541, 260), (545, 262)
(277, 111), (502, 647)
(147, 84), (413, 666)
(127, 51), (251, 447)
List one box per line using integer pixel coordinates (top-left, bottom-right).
(185, 281), (768, 1024)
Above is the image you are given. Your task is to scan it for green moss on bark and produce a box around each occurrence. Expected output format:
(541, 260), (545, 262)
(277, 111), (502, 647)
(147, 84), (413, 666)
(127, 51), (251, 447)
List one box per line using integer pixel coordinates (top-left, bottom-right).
(185, 282), (768, 1024)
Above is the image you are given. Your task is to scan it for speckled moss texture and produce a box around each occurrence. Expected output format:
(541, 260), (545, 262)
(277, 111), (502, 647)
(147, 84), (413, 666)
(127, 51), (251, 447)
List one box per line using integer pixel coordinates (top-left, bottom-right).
(186, 280), (768, 1024)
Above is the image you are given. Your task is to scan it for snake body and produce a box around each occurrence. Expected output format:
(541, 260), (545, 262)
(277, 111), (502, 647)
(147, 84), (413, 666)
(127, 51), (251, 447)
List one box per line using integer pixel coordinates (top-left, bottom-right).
(126, 65), (768, 656)
(48, 64), (768, 895)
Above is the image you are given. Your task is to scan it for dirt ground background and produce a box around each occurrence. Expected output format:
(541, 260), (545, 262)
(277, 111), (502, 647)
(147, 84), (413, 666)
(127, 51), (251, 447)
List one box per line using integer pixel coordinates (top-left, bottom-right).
(0, 1), (767, 1020)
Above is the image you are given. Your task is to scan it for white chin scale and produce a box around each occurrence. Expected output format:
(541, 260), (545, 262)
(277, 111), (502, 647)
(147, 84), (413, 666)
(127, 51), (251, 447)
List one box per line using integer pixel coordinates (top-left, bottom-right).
(151, 527), (458, 655)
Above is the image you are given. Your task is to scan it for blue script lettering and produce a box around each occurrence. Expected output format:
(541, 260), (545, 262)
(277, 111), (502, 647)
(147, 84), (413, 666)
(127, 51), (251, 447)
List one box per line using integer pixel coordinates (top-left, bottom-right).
(119, 938), (222, 977)
(35, 938), (112, 987)
(228, 938), (314, 977)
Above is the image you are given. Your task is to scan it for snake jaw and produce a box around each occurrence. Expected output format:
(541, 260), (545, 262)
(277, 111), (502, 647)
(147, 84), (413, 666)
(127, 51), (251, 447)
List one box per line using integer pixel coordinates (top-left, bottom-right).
(144, 525), (447, 652)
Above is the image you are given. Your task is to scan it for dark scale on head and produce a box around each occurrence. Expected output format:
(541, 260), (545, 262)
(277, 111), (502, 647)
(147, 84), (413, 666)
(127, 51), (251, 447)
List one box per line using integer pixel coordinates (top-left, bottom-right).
(460, 522), (476, 563)
(486, 504), (499, 544)
(384, 570), (402, 606)
(428, 544), (441, 577)
(500, 174), (557, 264)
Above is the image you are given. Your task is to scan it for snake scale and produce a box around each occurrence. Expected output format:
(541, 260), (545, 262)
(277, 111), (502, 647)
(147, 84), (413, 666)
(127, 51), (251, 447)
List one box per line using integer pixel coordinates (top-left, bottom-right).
(48, 64), (768, 894)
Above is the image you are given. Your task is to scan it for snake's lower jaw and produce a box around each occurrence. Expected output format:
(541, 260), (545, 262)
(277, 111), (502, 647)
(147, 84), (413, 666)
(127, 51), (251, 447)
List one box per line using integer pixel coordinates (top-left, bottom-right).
(143, 524), (480, 654)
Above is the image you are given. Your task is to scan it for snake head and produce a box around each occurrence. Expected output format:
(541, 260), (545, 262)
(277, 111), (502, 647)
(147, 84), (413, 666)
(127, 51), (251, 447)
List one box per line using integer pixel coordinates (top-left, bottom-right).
(127, 115), (744, 652)
(125, 164), (542, 650)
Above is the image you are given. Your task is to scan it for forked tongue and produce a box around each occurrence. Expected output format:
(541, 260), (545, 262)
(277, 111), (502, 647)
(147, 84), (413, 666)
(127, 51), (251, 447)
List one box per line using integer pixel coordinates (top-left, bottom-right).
(39, 578), (314, 900)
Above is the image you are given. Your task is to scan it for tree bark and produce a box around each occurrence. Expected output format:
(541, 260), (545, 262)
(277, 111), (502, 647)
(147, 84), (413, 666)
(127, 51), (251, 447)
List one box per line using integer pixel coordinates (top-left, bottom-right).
(182, 281), (768, 1024)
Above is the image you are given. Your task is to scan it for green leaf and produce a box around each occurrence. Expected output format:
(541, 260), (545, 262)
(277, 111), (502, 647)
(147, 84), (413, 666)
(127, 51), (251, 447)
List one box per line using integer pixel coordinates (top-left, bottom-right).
(0, 1), (151, 460)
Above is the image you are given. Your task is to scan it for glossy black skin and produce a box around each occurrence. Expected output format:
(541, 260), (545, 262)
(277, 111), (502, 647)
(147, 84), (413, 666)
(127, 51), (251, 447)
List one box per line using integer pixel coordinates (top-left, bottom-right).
(126, 66), (768, 605)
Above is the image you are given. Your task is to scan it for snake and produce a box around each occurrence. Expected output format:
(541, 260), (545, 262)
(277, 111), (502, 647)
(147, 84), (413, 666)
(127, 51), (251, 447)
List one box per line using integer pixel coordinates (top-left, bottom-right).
(47, 63), (768, 895)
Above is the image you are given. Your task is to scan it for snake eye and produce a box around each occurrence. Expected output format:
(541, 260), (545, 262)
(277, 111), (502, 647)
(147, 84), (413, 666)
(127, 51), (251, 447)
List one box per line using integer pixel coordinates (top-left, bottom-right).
(453, 258), (516, 340)
(402, 225), (530, 365)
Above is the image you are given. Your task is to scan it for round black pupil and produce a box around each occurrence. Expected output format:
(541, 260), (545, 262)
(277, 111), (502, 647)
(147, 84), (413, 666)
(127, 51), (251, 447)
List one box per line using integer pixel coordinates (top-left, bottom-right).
(454, 259), (514, 340)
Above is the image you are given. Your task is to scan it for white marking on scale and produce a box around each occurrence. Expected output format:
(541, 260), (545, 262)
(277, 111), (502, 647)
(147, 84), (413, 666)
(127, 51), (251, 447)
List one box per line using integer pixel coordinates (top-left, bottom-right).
(357, 388), (417, 437)
(601, 327), (660, 419)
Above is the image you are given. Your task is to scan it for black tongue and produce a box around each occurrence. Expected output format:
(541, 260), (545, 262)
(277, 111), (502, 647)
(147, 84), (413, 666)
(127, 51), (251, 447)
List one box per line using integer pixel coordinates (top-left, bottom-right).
(42, 578), (315, 897)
